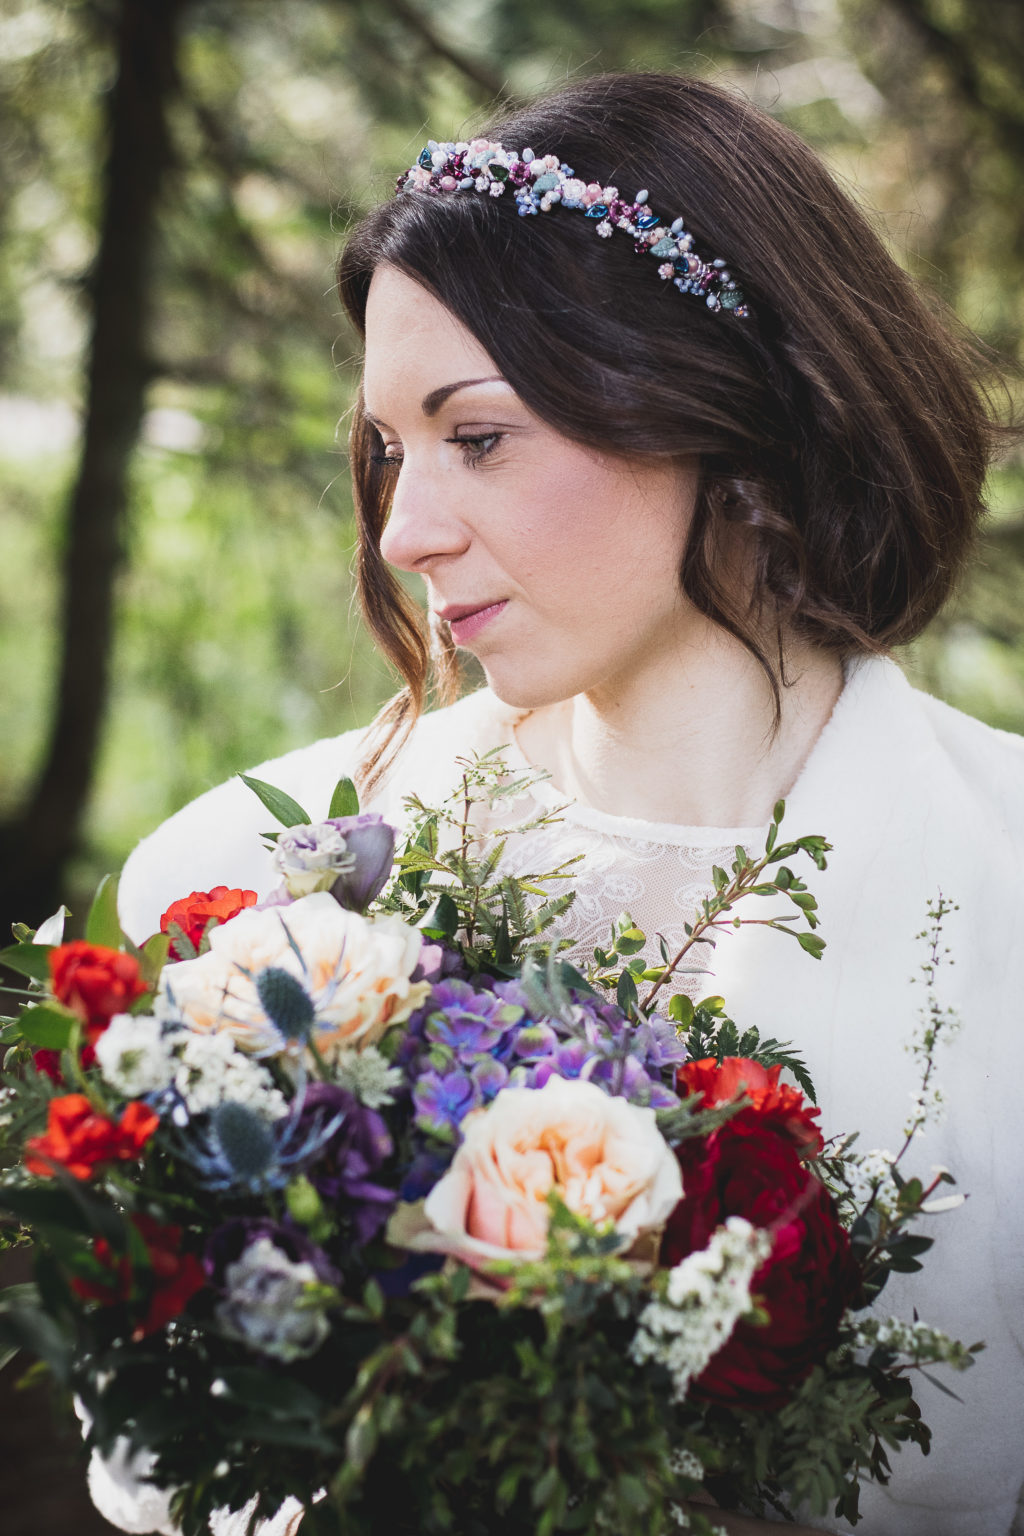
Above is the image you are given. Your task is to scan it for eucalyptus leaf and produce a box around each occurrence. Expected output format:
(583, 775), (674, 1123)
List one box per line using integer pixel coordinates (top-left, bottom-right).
(0, 943), (53, 983)
(85, 873), (122, 948)
(16, 1005), (75, 1051)
(238, 773), (311, 829)
(328, 777), (360, 818)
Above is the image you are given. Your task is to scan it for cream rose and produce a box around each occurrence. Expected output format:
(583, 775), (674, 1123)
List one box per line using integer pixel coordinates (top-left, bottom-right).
(155, 891), (428, 1056)
(404, 1076), (683, 1265)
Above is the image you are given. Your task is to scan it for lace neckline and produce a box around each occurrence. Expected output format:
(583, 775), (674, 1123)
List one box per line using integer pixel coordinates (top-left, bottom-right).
(502, 729), (769, 849)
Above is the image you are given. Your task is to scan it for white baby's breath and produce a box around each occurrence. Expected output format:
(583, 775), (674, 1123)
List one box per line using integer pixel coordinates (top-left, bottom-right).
(95, 1014), (176, 1097)
(630, 1218), (771, 1402)
(845, 1313), (974, 1370)
(172, 1032), (287, 1121)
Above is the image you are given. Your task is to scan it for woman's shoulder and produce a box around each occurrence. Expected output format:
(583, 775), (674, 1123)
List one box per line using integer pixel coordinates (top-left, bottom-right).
(117, 688), (516, 942)
(909, 679), (1024, 839)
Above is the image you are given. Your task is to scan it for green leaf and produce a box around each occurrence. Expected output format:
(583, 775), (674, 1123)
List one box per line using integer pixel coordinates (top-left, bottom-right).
(616, 970), (638, 1014)
(17, 1006), (75, 1051)
(420, 892), (459, 941)
(797, 932), (826, 959)
(328, 777), (360, 819)
(85, 874), (122, 948)
(0, 944), (52, 983)
(0, 1184), (126, 1245)
(217, 1367), (324, 1420)
(237, 773), (311, 829)
(0, 1308), (70, 1384)
(667, 993), (694, 1027)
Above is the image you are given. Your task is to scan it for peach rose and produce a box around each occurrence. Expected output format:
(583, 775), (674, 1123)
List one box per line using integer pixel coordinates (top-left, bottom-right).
(154, 892), (428, 1057)
(404, 1077), (682, 1265)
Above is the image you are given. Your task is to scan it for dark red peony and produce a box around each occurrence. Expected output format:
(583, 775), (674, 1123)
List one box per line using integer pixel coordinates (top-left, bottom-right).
(48, 941), (147, 1037)
(160, 886), (259, 960)
(662, 1059), (860, 1409)
(72, 1213), (206, 1338)
(25, 1094), (159, 1181)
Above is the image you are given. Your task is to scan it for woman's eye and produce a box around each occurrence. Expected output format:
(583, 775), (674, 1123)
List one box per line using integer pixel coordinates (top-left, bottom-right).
(369, 433), (502, 472)
(445, 433), (502, 466)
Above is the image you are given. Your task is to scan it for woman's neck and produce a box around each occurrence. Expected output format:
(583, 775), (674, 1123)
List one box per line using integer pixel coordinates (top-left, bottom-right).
(514, 627), (844, 829)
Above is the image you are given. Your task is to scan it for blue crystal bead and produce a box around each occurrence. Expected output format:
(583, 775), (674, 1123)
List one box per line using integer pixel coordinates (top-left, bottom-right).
(585, 204), (609, 219)
(635, 210), (659, 230)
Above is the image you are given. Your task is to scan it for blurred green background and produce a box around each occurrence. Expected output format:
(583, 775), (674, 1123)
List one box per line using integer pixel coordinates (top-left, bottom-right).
(1, 0), (1022, 946)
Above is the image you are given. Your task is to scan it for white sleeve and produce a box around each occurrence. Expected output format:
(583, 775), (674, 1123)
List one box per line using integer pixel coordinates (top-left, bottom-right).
(86, 1437), (180, 1534)
(117, 727), (367, 945)
(87, 1438), (304, 1535)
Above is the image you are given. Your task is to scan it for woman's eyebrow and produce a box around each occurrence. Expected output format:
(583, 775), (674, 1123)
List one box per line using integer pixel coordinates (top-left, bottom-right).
(364, 376), (507, 428)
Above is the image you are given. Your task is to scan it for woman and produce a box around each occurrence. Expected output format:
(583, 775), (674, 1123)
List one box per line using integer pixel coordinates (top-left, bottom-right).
(95, 73), (1024, 1536)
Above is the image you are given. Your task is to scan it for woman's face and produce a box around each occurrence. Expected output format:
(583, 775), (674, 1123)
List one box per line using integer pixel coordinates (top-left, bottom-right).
(362, 264), (699, 711)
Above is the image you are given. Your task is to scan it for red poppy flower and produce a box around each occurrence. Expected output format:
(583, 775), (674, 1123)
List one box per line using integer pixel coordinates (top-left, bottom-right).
(72, 1213), (206, 1338)
(678, 1056), (824, 1157)
(49, 942), (147, 1037)
(160, 886), (259, 960)
(25, 1094), (159, 1180)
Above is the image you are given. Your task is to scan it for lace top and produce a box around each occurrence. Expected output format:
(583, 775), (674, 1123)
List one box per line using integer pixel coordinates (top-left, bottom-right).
(489, 731), (767, 993)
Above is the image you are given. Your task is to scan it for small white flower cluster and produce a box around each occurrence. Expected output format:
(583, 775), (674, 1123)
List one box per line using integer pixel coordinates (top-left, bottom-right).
(95, 1014), (287, 1121)
(669, 1446), (705, 1481)
(216, 1238), (330, 1361)
(903, 1080), (948, 1141)
(844, 1147), (899, 1218)
(845, 1313), (974, 1370)
(331, 1045), (403, 1109)
(172, 1032), (287, 1120)
(630, 1217), (772, 1401)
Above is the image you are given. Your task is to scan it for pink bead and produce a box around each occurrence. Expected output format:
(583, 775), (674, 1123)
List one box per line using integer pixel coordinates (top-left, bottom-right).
(440, 175), (457, 191)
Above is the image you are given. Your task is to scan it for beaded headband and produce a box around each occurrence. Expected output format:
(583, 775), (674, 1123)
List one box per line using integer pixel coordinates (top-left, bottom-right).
(397, 138), (749, 318)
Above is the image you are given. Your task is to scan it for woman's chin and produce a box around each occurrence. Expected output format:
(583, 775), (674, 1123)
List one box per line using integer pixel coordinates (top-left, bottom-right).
(476, 657), (576, 713)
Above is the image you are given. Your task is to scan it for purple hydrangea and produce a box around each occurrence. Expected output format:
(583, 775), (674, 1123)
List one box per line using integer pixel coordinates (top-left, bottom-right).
(491, 980), (687, 1109)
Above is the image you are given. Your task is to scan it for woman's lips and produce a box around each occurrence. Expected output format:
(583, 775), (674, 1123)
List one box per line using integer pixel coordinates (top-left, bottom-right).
(445, 601), (508, 645)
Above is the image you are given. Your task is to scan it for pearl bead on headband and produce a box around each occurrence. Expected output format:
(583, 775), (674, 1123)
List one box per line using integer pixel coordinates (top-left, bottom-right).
(396, 138), (749, 319)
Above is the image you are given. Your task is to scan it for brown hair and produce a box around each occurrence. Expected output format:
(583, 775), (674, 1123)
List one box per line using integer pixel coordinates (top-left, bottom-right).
(337, 71), (1001, 795)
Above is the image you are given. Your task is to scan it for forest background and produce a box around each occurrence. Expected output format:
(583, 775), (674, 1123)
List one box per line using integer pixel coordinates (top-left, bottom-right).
(0, 0), (1022, 1527)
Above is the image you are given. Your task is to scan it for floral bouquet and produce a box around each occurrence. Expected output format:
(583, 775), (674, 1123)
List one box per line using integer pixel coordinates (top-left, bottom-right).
(0, 753), (976, 1536)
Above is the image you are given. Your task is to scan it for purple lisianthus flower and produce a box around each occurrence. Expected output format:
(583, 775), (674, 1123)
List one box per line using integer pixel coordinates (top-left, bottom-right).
(412, 942), (469, 985)
(272, 814), (395, 911)
(294, 1082), (396, 1245)
(205, 1219), (337, 1362)
(204, 1216), (338, 1287)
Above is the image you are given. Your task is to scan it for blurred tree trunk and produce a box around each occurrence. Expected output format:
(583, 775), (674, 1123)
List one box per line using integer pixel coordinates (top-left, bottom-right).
(0, 0), (189, 935)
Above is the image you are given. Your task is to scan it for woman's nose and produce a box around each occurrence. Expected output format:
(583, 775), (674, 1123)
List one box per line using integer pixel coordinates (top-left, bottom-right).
(377, 460), (470, 573)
